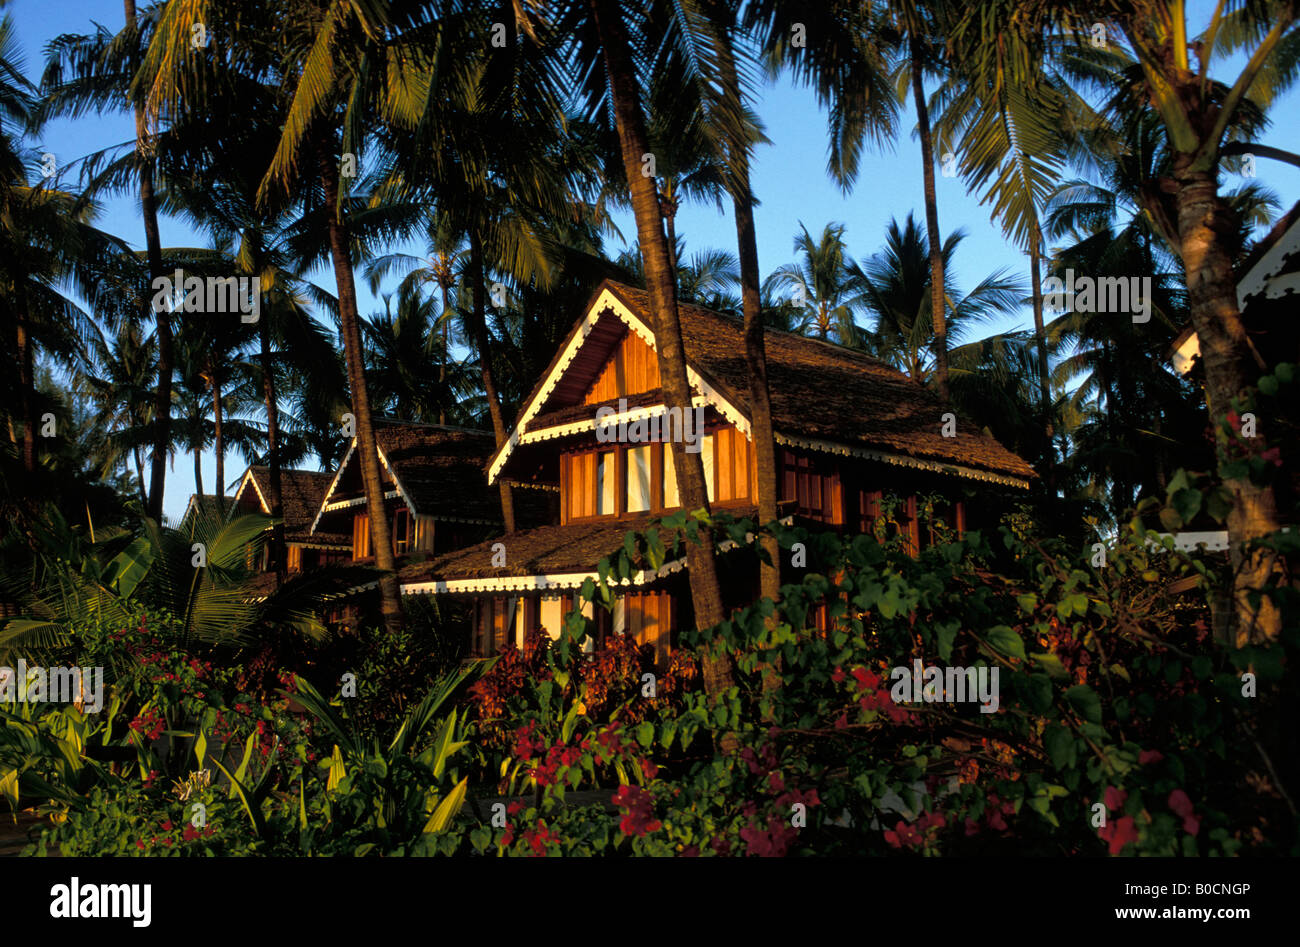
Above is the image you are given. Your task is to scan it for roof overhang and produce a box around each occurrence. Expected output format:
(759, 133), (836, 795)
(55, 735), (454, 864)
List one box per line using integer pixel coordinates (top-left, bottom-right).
(774, 433), (1033, 489)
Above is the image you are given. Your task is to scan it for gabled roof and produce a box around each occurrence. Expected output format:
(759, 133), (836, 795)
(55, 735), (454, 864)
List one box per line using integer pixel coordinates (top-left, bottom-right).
(488, 280), (1036, 488)
(233, 466), (350, 547)
(311, 421), (507, 532)
(178, 493), (236, 527)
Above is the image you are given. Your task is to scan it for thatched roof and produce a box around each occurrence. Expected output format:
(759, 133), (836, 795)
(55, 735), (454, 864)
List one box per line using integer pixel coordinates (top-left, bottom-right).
(397, 508), (751, 589)
(241, 467), (349, 546)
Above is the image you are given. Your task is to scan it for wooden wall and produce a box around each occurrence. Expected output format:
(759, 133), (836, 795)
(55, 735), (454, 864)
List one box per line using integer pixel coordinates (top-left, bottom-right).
(352, 512), (371, 559)
(583, 331), (660, 404)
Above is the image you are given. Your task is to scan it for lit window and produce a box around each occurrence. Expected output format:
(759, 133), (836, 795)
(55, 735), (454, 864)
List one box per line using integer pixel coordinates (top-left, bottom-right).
(627, 445), (651, 512)
(701, 434), (716, 502)
(663, 449), (679, 508)
(596, 451), (617, 515)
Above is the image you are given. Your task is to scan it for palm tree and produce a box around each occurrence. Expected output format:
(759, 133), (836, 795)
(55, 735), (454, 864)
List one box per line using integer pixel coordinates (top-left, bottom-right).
(854, 215), (1025, 383)
(137, 0), (421, 630)
(364, 215), (468, 426)
(39, 4), (177, 517)
(964, 1), (1298, 643)
(764, 222), (863, 345)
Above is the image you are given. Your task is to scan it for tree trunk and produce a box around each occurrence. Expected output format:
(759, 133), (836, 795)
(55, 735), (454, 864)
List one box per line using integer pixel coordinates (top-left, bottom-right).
(193, 446), (203, 499)
(467, 230), (517, 533)
(134, 447), (148, 508)
(589, 0), (729, 693)
(662, 194), (679, 283)
(731, 165), (780, 605)
(259, 296), (285, 583)
(1029, 232), (1055, 489)
(15, 313), (35, 474)
(126, 0), (172, 522)
(439, 283), (451, 427)
(318, 143), (403, 632)
(211, 366), (225, 509)
(1174, 167), (1284, 645)
(911, 36), (948, 403)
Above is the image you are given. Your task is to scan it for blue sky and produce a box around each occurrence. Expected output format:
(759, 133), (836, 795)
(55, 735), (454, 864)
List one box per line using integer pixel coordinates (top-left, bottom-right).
(10, 0), (1300, 524)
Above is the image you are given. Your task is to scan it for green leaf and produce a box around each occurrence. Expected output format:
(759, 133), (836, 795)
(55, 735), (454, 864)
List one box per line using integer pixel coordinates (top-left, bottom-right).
(1066, 684), (1102, 724)
(635, 722), (654, 749)
(936, 622), (958, 662)
(1044, 725), (1075, 769)
(423, 777), (468, 834)
(984, 625), (1025, 660)
(1031, 652), (1068, 678)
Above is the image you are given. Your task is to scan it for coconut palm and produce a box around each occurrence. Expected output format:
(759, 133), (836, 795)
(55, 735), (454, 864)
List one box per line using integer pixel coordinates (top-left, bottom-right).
(764, 222), (864, 345)
(950, 0), (1300, 642)
(854, 215), (1025, 383)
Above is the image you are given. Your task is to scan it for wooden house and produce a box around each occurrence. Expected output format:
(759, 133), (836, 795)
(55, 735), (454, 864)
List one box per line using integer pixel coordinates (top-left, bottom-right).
(399, 280), (1036, 663)
(231, 466), (350, 572)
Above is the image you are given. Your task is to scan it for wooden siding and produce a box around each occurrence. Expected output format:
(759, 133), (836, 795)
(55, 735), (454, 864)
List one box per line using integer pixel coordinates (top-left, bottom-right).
(352, 513), (371, 560)
(583, 330), (660, 404)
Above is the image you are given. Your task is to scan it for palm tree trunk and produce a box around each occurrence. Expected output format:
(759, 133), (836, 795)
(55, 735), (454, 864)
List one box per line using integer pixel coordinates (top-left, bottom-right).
(134, 447), (148, 508)
(318, 142), (403, 633)
(193, 446), (203, 499)
(259, 304), (285, 583)
(911, 36), (949, 403)
(1029, 231), (1055, 488)
(211, 368), (225, 508)
(663, 203), (679, 282)
(439, 284), (451, 427)
(589, 0), (729, 690)
(1175, 168), (1283, 645)
(467, 230), (517, 533)
(15, 312), (35, 474)
(126, 0), (172, 522)
(731, 164), (780, 604)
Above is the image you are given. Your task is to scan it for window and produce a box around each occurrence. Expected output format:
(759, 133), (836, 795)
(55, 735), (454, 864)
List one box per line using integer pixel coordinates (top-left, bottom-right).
(596, 451), (617, 515)
(392, 507), (413, 554)
(701, 434), (716, 502)
(663, 448), (679, 508)
(627, 445), (652, 512)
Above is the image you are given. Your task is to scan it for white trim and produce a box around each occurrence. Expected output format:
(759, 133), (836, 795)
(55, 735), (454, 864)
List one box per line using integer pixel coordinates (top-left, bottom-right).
(321, 489), (402, 512)
(1238, 217), (1300, 307)
(516, 397), (712, 447)
(773, 432), (1032, 489)
(310, 440), (356, 534)
(287, 539), (352, 551)
(231, 469), (270, 514)
(400, 558), (688, 596)
(375, 444), (418, 518)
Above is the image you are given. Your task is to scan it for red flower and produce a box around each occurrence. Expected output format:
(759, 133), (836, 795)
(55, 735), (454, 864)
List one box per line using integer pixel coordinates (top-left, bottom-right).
(1098, 815), (1139, 855)
(831, 666), (845, 684)
(1103, 786), (1127, 813)
(1168, 789), (1200, 836)
(160, 819), (172, 832)
(612, 784), (661, 837)
(1138, 749), (1164, 766)
(183, 825), (199, 842)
